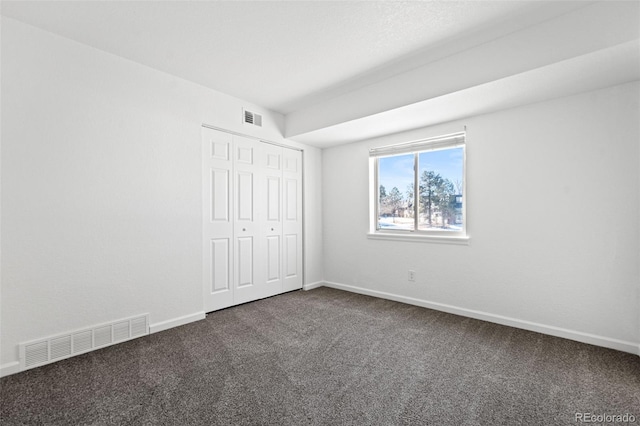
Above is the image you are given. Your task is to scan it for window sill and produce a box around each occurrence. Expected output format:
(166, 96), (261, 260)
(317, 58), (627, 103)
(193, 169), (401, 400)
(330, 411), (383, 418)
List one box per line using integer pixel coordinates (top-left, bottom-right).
(367, 232), (470, 245)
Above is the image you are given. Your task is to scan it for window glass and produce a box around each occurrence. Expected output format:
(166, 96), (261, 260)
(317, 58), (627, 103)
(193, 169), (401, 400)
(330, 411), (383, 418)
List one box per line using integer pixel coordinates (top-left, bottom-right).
(371, 132), (466, 239)
(378, 154), (414, 231)
(417, 147), (464, 231)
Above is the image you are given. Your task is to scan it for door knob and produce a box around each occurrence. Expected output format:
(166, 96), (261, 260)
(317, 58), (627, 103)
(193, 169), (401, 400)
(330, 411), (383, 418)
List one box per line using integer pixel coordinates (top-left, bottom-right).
(242, 228), (246, 231)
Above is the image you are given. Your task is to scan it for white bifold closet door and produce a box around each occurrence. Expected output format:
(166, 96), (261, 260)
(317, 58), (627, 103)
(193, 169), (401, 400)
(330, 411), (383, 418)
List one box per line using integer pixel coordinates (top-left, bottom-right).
(202, 127), (302, 312)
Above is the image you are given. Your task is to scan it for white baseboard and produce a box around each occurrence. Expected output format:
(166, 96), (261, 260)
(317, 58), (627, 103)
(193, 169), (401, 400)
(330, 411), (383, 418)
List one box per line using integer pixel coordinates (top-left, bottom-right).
(149, 311), (206, 334)
(322, 281), (639, 356)
(0, 362), (20, 378)
(303, 281), (324, 291)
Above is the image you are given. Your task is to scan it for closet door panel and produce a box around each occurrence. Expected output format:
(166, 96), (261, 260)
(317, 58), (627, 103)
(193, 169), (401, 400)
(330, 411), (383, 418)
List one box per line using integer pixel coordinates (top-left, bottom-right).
(267, 177), (281, 222)
(266, 235), (281, 283)
(260, 143), (284, 297)
(284, 234), (298, 278)
(204, 127), (303, 311)
(236, 237), (254, 287)
(282, 148), (303, 292)
(237, 171), (254, 221)
(203, 128), (234, 311)
(210, 238), (230, 291)
(233, 136), (263, 304)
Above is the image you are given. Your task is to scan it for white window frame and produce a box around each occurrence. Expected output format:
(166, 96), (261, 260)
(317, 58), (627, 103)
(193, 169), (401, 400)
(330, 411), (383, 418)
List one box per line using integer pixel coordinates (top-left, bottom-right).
(368, 132), (469, 245)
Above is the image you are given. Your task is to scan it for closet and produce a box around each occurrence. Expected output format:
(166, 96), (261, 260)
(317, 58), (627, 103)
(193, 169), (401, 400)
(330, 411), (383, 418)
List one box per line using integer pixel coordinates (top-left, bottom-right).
(202, 126), (303, 312)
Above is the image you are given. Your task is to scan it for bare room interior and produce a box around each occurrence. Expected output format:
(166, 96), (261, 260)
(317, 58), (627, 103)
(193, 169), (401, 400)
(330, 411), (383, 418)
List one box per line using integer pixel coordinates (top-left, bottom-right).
(1, 1), (639, 424)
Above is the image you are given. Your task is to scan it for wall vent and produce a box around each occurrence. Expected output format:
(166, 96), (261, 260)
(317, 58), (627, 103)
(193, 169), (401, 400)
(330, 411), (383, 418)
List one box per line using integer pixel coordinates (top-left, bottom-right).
(243, 109), (262, 127)
(19, 314), (149, 371)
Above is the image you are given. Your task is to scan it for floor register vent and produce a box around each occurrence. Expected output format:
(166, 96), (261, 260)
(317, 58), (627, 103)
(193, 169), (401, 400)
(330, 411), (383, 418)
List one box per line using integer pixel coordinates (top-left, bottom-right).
(19, 314), (149, 371)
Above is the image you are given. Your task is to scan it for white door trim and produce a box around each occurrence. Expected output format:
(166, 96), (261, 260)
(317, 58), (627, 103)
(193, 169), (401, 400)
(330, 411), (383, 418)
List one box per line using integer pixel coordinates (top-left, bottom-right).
(202, 124), (303, 152)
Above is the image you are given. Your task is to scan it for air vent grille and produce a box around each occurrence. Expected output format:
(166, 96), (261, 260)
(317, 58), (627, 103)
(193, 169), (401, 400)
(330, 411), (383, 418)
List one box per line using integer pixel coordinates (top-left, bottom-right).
(94, 326), (112, 347)
(25, 342), (48, 367)
(244, 110), (254, 124)
(73, 331), (92, 353)
(131, 316), (147, 337)
(50, 336), (72, 360)
(113, 321), (130, 342)
(243, 109), (262, 127)
(19, 314), (149, 371)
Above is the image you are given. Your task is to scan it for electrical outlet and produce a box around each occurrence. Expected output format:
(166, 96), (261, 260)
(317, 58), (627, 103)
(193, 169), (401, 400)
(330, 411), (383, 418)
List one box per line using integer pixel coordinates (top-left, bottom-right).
(408, 270), (415, 282)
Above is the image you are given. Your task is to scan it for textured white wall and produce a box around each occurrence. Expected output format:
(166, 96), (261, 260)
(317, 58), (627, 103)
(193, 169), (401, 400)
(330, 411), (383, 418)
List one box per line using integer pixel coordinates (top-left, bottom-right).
(0, 17), (322, 368)
(322, 81), (640, 352)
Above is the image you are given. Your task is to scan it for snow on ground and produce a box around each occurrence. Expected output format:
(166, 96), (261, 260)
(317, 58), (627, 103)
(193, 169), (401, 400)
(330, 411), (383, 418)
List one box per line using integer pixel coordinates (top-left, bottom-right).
(378, 217), (461, 231)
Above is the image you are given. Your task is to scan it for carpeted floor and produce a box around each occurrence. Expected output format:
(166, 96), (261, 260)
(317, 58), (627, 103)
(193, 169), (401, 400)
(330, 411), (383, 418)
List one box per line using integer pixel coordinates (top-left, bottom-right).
(1, 287), (639, 425)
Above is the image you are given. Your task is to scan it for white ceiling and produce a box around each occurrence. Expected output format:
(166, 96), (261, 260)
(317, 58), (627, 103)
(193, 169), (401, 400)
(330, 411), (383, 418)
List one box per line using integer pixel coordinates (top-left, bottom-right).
(1, 0), (564, 115)
(292, 38), (640, 146)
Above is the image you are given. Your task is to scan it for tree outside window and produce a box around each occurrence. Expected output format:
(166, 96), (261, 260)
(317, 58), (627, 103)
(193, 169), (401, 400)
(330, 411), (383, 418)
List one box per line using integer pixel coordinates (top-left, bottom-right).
(373, 133), (465, 236)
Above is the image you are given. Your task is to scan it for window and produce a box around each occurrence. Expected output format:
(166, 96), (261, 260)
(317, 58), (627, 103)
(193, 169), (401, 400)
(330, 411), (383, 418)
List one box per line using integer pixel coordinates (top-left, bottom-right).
(370, 132), (467, 243)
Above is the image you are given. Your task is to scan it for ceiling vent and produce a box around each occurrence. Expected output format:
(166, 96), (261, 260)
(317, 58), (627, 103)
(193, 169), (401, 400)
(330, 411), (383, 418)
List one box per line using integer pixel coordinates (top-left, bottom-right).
(243, 109), (262, 127)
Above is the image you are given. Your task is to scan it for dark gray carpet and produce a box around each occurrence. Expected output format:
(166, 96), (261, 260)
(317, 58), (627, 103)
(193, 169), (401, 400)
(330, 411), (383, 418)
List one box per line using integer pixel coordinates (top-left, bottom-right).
(1, 287), (639, 425)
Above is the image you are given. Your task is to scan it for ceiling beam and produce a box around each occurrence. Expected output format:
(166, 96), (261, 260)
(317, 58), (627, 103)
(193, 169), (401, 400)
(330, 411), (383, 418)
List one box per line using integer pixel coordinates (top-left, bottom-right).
(285, 1), (639, 147)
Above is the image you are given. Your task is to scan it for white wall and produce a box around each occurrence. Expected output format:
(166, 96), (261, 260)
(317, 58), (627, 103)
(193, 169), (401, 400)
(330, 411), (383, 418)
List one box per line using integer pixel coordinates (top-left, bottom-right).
(303, 147), (323, 288)
(322, 81), (640, 353)
(0, 17), (322, 371)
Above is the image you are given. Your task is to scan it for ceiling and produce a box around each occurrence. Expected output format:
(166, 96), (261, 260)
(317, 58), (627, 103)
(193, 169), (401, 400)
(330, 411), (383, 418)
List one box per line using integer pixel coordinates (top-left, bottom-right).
(1, 0), (568, 115)
(4, 1), (631, 148)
